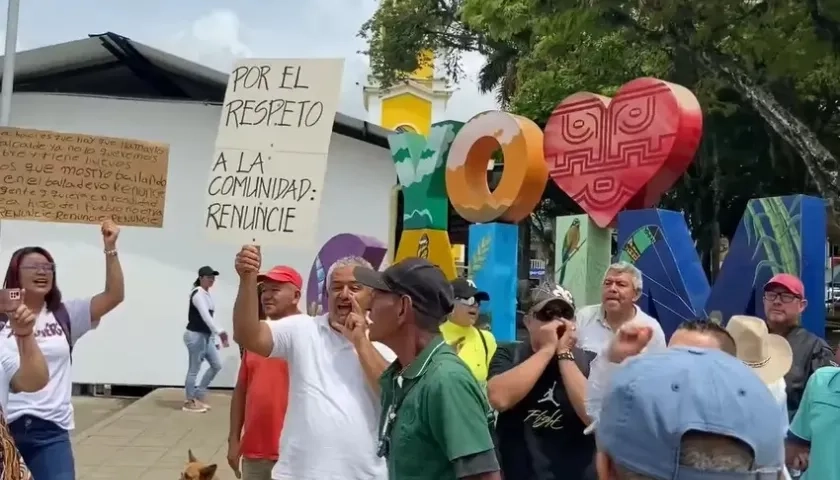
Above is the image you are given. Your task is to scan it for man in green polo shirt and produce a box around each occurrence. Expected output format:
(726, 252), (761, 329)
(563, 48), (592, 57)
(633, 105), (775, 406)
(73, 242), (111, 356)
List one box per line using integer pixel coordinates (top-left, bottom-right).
(354, 258), (501, 480)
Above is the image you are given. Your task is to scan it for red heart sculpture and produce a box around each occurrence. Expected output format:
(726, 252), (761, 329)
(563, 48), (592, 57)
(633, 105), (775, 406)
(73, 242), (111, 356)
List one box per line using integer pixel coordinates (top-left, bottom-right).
(543, 77), (703, 228)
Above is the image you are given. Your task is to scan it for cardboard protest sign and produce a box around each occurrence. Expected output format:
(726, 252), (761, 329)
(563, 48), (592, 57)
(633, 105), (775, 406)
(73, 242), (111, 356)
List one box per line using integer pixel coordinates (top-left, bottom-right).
(0, 127), (169, 227)
(205, 58), (345, 246)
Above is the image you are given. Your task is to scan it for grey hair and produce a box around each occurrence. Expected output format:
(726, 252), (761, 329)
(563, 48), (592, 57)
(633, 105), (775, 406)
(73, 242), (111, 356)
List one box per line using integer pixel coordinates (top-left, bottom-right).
(615, 432), (755, 479)
(604, 261), (643, 292)
(327, 256), (373, 285)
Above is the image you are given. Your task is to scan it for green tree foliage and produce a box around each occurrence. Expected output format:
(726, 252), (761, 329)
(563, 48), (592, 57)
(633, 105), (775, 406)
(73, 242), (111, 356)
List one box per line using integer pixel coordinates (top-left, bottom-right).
(360, 0), (840, 274)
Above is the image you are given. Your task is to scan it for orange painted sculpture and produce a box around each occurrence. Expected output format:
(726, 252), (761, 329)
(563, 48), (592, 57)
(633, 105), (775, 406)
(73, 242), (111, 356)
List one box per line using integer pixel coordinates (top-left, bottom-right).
(445, 111), (549, 224)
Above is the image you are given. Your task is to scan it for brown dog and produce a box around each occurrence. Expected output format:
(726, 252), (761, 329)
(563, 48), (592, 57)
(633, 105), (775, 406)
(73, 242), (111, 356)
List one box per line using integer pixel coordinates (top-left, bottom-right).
(182, 449), (218, 480)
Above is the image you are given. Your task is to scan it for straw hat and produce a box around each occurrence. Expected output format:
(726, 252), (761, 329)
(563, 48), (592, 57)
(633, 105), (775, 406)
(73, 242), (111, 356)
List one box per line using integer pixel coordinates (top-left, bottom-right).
(725, 315), (793, 385)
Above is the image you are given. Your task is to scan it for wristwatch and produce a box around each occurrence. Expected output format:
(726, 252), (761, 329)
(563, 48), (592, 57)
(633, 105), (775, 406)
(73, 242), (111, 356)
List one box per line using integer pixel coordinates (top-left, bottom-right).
(557, 350), (575, 362)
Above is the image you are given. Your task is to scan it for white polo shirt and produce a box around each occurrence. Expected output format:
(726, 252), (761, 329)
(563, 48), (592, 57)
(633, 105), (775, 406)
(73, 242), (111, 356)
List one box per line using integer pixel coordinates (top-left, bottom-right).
(575, 303), (666, 354)
(267, 313), (395, 480)
(579, 303), (666, 424)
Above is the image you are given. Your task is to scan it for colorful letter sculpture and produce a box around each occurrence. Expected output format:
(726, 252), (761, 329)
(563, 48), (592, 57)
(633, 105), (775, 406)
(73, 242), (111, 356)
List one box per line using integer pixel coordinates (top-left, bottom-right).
(544, 77), (703, 228)
(396, 229), (458, 279)
(616, 195), (826, 338)
(447, 111), (549, 341)
(469, 223), (519, 341)
(306, 233), (388, 313)
(447, 111), (548, 223)
(390, 121), (462, 279)
(554, 214), (612, 306)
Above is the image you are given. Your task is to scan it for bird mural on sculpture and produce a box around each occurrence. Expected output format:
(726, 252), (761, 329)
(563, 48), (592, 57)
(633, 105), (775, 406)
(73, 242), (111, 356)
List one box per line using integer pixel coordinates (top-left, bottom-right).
(558, 219), (582, 285)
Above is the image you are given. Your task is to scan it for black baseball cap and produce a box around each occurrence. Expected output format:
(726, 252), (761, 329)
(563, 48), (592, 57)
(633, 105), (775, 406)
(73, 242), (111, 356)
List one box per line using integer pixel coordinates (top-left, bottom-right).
(354, 258), (454, 319)
(451, 278), (489, 302)
(198, 266), (219, 277)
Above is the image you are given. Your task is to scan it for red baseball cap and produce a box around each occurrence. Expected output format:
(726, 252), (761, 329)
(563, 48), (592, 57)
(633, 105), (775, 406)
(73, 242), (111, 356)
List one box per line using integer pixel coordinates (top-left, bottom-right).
(764, 273), (804, 297)
(258, 266), (303, 290)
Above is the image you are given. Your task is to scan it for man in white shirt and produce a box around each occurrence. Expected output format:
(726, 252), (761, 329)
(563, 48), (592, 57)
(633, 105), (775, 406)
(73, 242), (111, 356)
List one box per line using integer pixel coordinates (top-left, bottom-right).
(575, 261), (665, 355)
(585, 318), (736, 427)
(233, 245), (395, 480)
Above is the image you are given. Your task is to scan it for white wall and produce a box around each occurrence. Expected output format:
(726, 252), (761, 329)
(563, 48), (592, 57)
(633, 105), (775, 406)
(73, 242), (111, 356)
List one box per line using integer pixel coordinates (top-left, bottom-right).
(0, 93), (395, 387)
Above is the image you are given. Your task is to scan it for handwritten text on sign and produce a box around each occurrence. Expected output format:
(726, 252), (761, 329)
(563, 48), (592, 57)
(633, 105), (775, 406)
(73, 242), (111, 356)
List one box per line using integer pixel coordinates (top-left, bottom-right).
(0, 127), (169, 227)
(205, 59), (344, 246)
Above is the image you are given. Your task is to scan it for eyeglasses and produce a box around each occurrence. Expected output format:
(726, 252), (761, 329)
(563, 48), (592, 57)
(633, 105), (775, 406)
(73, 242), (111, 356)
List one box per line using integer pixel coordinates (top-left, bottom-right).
(763, 291), (800, 303)
(457, 297), (478, 307)
(20, 263), (55, 273)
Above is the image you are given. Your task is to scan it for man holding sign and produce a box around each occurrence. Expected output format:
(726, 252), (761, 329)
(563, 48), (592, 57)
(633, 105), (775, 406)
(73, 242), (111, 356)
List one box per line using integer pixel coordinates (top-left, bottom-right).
(233, 245), (394, 480)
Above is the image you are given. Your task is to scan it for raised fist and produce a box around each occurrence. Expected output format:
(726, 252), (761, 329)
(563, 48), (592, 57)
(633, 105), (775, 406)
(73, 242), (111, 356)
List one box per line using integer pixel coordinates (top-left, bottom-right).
(607, 320), (653, 364)
(235, 245), (261, 278)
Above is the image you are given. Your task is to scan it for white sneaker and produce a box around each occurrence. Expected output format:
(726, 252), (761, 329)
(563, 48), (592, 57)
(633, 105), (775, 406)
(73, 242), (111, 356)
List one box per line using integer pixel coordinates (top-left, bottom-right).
(182, 400), (207, 413)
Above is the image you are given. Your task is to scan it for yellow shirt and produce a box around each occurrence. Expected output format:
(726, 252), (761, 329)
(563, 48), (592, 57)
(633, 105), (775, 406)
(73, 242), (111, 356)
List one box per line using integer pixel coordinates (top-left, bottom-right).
(439, 320), (498, 382)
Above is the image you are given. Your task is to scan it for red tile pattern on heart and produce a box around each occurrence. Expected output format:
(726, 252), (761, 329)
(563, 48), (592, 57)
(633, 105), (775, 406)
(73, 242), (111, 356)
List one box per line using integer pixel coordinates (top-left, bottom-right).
(543, 77), (703, 228)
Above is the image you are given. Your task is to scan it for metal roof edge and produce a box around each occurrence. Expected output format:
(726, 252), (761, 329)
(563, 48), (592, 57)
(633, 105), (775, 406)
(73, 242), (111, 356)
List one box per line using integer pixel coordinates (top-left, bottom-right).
(14, 91), (391, 148)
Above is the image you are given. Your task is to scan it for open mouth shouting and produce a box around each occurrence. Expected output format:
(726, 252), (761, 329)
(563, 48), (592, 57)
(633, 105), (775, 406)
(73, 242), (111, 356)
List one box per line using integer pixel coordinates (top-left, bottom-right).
(336, 302), (352, 317)
(31, 278), (50, 290)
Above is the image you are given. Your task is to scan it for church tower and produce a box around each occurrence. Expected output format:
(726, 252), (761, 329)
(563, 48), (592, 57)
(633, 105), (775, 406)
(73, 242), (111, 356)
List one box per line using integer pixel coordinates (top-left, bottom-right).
(362, 51), (453, 135)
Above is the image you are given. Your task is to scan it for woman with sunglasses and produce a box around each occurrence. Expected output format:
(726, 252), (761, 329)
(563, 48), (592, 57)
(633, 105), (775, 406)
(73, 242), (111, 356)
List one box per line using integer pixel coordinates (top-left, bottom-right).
(0, 220), (125, 480)
(439, 278), (497, 383)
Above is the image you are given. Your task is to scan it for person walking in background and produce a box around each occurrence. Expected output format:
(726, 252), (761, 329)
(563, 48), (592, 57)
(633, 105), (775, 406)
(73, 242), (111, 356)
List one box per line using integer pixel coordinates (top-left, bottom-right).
(227, 266), (300, 480)
(233, 248), (395, 480)
(440, 278), (496, 383)
(3, 220), (125, 480)
(184, 265), (229, 414)
(575, 262), (665, 355)
(762, 273), (836, 419)
(487, 282), (594, 480)
(356, 258), (500, 480)
(726, 315), (794, 480)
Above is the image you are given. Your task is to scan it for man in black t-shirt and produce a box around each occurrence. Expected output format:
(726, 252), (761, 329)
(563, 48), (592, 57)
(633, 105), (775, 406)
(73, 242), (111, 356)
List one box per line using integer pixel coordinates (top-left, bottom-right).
(487, 282), (595, 480)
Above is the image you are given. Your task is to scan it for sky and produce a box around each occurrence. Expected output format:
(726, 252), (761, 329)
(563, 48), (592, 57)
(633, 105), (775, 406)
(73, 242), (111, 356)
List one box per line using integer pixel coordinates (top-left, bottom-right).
(0, 0), (498, 122)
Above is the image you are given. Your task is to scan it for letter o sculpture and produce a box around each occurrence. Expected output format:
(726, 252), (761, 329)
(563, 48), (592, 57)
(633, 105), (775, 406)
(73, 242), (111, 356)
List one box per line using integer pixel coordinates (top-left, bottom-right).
(445, 111), (548, 224)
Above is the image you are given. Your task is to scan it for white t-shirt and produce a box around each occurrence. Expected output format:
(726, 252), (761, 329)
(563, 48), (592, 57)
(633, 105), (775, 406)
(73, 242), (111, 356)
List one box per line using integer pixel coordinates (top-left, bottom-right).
(0, 331), (21, 416)
(267, 313), (395, 480)
(2, 298), (93, 429)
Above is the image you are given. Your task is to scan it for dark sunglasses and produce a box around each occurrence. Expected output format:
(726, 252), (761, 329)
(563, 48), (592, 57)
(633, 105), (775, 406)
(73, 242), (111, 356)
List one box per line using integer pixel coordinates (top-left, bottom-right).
(534, 303), (574, 322)
(456, 297), (479, 307)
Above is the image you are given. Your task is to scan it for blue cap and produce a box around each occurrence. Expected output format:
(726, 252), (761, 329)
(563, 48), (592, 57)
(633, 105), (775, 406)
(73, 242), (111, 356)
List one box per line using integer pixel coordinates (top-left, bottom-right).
(596, 347), (783, 479)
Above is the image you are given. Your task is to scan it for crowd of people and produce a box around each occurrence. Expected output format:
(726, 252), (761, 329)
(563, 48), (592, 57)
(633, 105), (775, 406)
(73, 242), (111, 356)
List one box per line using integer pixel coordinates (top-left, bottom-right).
(0, 221), (836, 480)
(219, 246), (840, 480)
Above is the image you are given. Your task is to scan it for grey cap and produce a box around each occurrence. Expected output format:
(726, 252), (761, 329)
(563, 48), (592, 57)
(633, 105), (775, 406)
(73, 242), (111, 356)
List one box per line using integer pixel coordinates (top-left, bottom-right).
(527, 280), (575, 313)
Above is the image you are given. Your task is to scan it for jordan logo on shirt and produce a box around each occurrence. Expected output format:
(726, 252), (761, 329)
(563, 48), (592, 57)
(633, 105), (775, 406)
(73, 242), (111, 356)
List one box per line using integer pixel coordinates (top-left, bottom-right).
(525, 382), (564, 430)
(537, 382), (560, 407)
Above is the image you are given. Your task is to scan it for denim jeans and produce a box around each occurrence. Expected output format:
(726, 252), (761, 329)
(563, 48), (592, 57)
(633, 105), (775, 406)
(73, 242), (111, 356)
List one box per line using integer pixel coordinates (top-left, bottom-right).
(10, 415), (75, 480)
(184, 330), (222, 401)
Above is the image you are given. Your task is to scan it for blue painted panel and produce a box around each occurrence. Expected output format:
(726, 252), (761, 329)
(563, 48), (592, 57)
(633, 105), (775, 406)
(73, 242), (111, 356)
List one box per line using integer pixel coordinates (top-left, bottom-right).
(468, 222), (518, 342)
(617, 195), (826, 338)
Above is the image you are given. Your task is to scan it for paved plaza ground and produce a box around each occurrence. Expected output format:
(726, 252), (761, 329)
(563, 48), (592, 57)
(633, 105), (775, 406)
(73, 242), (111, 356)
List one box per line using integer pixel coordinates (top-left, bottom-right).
(73, 388), (235, 480)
